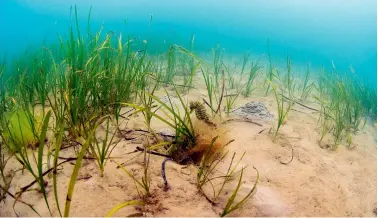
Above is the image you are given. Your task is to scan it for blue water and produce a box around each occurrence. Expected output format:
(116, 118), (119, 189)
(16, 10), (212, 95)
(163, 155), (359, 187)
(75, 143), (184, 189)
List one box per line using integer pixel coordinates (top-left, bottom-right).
(0, 0), (376, 87)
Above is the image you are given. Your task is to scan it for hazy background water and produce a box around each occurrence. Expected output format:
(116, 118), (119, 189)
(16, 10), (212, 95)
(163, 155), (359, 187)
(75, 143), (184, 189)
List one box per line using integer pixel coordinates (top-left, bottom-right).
(0, 0), (376, 87)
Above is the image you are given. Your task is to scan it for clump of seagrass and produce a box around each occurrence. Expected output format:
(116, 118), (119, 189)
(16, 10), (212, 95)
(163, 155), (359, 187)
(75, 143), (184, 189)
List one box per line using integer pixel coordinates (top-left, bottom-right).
(196, 136), (259, 217)
(189, 101), (216, 127)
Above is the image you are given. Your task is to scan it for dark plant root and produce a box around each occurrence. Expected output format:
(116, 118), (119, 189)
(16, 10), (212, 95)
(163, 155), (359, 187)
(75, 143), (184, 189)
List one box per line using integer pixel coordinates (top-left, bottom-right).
(57, 156), (96, 160)
(116, 147), (173, 169)
(161, 157), (173, 191)
(133, 128), (176, 138)
(51, 140), (83, 152)
(118, 114), (131, 120)
(200, 190), (216, 205)
(117, 152), (143, 168)
(119, 108), (136, 117)
(0, 171), (13, 202)
(156, 80), (198, 89)
(258, 129), (265, 134)
(17, 158), (78, 196)
(282, 95), (319, 112)
(223, 94), (238, 98)
(128, 212), (145, 217)
(136, 146), (171, 158)
(205, 120), (217, 127)
(224, 139), (236, 147)
(120, 129), (175, 141)
(134, 140), (216, 166)
(280, 144), (294, 165)
(221, 118), (263, 127)
(77, 175), (92, 181)
(0, 184), (40, 217)
(119, 130), (145, 140)
(291, 108), (309, 114)
(347, 143), (359, 150)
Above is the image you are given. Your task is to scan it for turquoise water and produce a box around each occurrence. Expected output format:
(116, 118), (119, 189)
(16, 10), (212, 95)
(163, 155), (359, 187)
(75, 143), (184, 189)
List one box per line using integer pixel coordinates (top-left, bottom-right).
(0, 0), (376, 87)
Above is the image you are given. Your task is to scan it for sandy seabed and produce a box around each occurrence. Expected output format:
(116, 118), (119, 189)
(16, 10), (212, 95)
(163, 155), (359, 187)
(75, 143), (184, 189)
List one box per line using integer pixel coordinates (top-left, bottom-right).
(0, 76), (376, 217)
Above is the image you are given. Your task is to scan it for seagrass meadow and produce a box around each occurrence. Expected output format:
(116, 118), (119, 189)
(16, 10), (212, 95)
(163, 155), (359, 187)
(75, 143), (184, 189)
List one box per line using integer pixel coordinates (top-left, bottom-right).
(0, 1), (377, 217)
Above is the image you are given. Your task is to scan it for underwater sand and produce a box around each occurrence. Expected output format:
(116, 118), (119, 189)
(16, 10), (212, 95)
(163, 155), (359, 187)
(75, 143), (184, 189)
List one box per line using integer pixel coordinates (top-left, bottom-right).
(0, 75), (376, 217)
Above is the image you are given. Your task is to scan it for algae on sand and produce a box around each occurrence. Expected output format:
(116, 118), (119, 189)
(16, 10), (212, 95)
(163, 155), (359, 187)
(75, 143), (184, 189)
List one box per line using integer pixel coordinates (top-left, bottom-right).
(2, 108), (43, 151)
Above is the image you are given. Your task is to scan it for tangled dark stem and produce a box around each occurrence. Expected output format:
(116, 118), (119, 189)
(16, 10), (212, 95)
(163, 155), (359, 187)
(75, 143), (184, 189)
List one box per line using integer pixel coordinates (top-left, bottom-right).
(161, 157), (173, 191)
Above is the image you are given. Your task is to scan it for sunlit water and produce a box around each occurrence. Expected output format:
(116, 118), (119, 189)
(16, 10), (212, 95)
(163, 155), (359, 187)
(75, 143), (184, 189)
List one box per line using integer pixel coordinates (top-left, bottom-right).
(0, 0), (376, 87)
